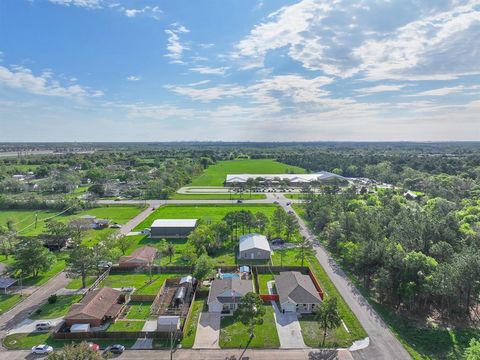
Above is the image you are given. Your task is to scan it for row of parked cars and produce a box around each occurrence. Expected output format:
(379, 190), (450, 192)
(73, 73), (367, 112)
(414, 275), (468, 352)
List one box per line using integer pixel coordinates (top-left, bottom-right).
(32, 343), (125, 355)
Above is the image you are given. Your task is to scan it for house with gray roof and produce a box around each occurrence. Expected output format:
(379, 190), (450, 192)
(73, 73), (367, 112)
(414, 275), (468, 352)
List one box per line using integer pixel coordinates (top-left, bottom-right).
(238, 233), (271, 260)
(207, 278), (253, 315)
(274, 271), (322, 314)
(150, 219), (198, 238)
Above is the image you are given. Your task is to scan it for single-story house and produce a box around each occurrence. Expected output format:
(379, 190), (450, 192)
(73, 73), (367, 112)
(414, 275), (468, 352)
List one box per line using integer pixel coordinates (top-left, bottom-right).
(274, 271), (322, 314)
(239, 233), (271, 260)
(65, 287), (124, 328)
(79, 215), (110, 229)
(150, 219), (198, 238)
(207, 277), (253, 315)
(118, 246), (157, 268)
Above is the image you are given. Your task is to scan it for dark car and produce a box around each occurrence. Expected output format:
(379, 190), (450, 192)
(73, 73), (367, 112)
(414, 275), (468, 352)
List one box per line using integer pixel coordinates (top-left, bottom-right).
(104, 344), (125, 355)
(236, 199), (243, 203)
(271, 238), (284, 245)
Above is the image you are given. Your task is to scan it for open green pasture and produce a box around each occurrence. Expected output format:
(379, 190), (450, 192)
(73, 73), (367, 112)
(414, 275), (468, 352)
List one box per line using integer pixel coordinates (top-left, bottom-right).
(189, 159), (305, 186)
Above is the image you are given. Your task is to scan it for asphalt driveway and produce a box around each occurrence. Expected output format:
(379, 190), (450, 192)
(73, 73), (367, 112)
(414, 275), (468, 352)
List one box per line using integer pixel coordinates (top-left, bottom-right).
(192, 312), (220, 349)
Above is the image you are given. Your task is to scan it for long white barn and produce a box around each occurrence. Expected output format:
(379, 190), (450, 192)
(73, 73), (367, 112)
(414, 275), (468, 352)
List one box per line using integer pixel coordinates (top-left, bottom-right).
(225, 172), (345, 186)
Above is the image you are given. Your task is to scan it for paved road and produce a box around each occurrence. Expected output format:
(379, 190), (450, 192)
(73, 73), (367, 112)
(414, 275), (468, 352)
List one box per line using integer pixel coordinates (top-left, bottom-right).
(118, 205), (155, 235)
(0, 272), (70, 339)
(276, 195), (411, 360)
(0, 348), (354, 360)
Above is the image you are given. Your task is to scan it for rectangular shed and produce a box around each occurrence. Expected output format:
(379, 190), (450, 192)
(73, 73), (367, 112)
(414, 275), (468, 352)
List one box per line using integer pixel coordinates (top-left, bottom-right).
(150, 219), (198, 238)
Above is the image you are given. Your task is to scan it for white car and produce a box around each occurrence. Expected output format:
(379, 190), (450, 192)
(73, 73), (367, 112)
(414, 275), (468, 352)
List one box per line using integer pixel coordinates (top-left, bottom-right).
(31, 344), (53, 354)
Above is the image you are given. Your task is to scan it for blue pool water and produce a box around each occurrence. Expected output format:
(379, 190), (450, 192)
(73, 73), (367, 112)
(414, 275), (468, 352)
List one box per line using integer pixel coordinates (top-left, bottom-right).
(221, 273), (240, 279)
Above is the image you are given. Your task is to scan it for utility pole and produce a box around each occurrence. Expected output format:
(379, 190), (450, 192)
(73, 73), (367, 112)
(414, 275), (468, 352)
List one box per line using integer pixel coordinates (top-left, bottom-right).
(34, 212), (38, 229)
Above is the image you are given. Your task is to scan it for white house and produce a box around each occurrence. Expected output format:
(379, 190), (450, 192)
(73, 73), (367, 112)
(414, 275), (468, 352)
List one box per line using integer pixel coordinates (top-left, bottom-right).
(238, 233), (271, 260)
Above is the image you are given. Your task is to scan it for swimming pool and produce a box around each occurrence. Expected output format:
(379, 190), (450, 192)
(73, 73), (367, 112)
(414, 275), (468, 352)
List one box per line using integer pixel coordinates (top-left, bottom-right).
(220, 273), (240, 279)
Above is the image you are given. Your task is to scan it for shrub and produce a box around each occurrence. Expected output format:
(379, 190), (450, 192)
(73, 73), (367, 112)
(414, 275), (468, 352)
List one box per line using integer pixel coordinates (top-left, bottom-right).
(47, 294), (57, 304)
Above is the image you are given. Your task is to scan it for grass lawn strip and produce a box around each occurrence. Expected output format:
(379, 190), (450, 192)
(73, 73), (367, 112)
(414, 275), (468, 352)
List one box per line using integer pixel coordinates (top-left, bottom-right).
(171, 193), (266, 200)
(189, 159), (305, 186)
(65, 276), (97, 290)
(181, 296), (206, 348)
(30, 295), (81, 320)
(220, 304), (280, 348)
(299, 315), (352, 348)
(0, 294), (24, 315)
(257, 274), (276, 294)
(107, 320), (145, 332)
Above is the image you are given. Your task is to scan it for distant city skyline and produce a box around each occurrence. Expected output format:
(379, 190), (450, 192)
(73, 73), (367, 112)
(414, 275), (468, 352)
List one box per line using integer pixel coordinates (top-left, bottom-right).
(0, 0), (479, 141)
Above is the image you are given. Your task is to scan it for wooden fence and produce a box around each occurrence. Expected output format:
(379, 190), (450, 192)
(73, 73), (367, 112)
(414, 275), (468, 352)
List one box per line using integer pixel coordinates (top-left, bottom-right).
(53, 330), (182, 340)
(260, 294), (279, 301)
(307, 267), (324, 300)
(110, 265), (194, 273)
(182, 291), (197, 337)
(130, 294), (156, 302)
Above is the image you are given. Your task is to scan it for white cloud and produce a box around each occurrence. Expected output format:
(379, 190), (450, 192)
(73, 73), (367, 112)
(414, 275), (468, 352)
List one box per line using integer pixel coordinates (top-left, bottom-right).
(233, 0), (480, 80)
(404, 85), (480, 97)
(165, 23), (190, 64)
(0, 65), (103, 98)
(189, 66), (228, 75)
(126, 75), (141, 81)
(124, 6), (162, 20)
(47, 0), (102, 8)
(187, 80), (211, 86)
(355, 84), (407, 94)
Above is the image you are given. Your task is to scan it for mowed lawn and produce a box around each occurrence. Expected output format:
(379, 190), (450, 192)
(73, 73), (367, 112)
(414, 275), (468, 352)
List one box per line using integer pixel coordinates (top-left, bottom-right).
(0, 294), (23, 315)
(220, 304), (279, 348)
(30, 295), (81, 320)
(256, 274), (276, 294)
(126, 302), (152, 320)
(0, 206), (144, 238)
(134, 204), (279, 231)
(100, 272), (186, 295)
(189, 159), (306, 186)
(170, 193), (266, 200)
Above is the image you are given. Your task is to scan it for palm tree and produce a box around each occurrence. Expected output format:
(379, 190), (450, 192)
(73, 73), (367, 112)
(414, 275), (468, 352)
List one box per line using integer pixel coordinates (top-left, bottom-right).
(165, 243), (175, 264)
(314, 297), (342, 347)
(295, 236), (315, 267)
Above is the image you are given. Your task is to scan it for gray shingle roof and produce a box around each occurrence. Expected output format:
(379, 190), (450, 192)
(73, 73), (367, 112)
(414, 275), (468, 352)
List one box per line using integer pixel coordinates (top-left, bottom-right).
(239, 233), (271, 253)
(208, 278), (253, 304)
(274, 271), (322, 305)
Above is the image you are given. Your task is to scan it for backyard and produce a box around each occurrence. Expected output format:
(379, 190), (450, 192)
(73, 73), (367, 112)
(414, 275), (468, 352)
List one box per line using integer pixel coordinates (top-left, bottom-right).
(125, 301), (152, 320)
(188, 159), (306, 187)
(100, 272), (187, 295)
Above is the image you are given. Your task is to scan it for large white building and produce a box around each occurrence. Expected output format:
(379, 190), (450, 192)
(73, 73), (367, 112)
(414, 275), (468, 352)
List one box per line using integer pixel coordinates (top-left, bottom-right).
(224, 172), (345, 187)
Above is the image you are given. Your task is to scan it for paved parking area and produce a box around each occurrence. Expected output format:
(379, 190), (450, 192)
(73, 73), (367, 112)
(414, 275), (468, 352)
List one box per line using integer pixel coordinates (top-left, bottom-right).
(268, 281), (307, 349)
(7, 317), (64, 335)
(192, 312), (220, 349)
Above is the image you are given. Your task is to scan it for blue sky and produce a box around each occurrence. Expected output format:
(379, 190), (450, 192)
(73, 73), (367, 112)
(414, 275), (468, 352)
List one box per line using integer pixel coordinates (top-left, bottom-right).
(0, 0), (479, 141)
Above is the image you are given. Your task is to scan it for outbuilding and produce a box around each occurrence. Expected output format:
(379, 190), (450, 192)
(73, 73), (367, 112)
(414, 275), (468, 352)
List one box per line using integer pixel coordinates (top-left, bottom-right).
(157, 316), (181, 332)
(150, 219), (198, 238)
(238, 233), (271, 260)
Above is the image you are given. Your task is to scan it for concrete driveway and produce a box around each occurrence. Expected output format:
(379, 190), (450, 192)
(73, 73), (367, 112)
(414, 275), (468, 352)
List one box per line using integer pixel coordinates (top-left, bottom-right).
(268, 281), (307, 349)
(7, 317), (64, 335)
(192, 312), (220, 349)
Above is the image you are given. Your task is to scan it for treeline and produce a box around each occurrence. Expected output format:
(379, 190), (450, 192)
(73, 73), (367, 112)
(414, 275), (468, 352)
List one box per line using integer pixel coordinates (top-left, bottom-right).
(303, 188), (480, 321)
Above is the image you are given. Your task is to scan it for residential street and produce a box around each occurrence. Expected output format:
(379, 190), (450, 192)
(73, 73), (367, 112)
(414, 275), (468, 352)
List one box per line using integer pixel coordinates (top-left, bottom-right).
(276, 195), (412, 360)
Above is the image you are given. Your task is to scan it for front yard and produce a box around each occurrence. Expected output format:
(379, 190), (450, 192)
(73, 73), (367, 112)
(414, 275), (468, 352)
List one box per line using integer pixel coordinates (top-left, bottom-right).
(30, 295), (81, 320)
(220, 304), (280, 348)
(299, 315), (352, 348)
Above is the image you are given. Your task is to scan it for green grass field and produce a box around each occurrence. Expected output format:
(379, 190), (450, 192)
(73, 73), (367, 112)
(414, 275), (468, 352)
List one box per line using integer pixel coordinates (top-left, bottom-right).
(181, 296), (206, 348)
(107, 320), (145, 332)
(22, 253), (67, 286)
(220, 304), (280, 348)
(300, 315), (353, 348)
(65, 276), (97, 290)
(189, 159), (306, 186)
(126, 302), (152, 320)
(0, 294), (23, 315)
(101, 272), (186, 295)
(0, 206), (144, 239)
(134, 204), (279, 231)
(30, 295), (81, 320)
(257, 274), (276, 294)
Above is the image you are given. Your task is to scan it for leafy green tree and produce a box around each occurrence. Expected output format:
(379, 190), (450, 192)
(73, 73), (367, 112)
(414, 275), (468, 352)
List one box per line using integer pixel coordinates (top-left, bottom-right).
(193, 254), (213, 283)
(115, 235), (132, 255)
(464, 338), (480, 360)
(284, 213), (299, 242)
(12, 237), (54, 278)
(295, 236), (315, 267)
(44, 220), (72, 249)
(254, 212), (269, 233)
(164, 242), (175, 264)
(314, 297), (342, 347)
(272, 207), (286, 237)
(66, 245), (96, 288)
(234, 292), (265, 337)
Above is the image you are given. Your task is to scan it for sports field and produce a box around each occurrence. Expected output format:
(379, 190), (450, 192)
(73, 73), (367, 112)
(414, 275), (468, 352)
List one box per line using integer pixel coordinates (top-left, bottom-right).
(189, 159), (305, 186)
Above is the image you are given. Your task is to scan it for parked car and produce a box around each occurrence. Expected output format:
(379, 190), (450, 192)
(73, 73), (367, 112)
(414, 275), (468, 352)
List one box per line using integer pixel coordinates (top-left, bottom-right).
(87, 342), (100, 352)
(271, 238), (284, 245)
(31, 345), (53, 354)
(104, 344), (125, 355)
(110, 223), (122, 228)
(98, 261), (113, 269)
(141, 228), (151, 235)
(35, 321), (53, 331)
(121, 286), (135, 293)
(236, 199), (243, 203)
(288, 210), (294, 214)
(273, 200), (279, 204)
(286, 201), (292, 206)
